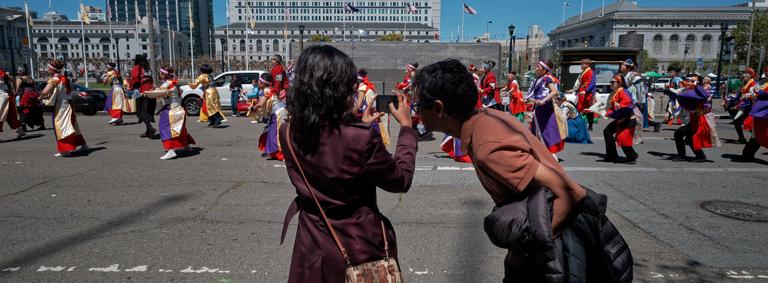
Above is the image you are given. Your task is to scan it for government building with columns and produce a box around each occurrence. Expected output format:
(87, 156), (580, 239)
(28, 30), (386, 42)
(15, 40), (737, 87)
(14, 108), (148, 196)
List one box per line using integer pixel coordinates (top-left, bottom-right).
(216, 0), (440, 63)
(548, 0), (753, 72)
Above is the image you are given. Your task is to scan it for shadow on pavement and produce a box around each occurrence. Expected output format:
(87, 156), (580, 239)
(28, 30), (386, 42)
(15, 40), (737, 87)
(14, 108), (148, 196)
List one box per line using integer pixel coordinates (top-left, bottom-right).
(721, 138), (747, 145)
(0, 193), (194, 276)
(721, 154), (768, 166)
(0, 134), (45, 143)
(647, 151), (678, 160)
(68, 146), (107, 157)
(176, 147), (204, 159)
(454, 197), (491, 282)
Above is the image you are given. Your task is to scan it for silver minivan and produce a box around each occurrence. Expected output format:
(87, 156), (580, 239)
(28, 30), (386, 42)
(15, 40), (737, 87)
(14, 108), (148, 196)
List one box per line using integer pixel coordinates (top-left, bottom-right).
(179, 70), (266, 116)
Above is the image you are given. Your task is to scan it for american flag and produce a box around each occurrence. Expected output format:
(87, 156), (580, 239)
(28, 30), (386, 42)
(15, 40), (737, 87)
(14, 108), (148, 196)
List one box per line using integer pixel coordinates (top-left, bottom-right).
(284, 7), (291, 21)
(405, 3), (417, 14)
(343, 2), (359, 13)
(105, 0), (111, 21)
(463, 3), (477, 15)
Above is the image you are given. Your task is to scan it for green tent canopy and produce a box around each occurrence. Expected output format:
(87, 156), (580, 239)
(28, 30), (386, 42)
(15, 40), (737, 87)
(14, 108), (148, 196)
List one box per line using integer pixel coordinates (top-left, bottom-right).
(643, 71), (663, 78)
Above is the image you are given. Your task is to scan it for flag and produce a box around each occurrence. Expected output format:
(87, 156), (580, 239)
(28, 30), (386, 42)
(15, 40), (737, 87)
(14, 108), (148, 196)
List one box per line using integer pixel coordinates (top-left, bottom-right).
(106, 0), (111, 21)
(405, 3), (417, 14)
(343, 2), (359, 13)
(249, 19), (257, 29)
(188, 2), (193, 29)
(25, 1), (33, 26)
(284, 7), (291, 21)
(434, 31), (440, 41)
(463, 3), (477, 15)
(225, 0), (230, 21)
(358, 29), (366, 36)
(80, 3), (91, 24)
(246, 27), (256, 35)
(134, 0), (140, 23)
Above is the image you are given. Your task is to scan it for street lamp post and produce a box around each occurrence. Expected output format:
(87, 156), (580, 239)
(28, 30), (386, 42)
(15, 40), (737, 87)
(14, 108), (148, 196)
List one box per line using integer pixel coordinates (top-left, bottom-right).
(683, 44), (691, 72)
(220, 39), (226, 72)
(486, 21), (492, 41)
(508, 25), (515, 74)
(716, 23), (729, 100)
(298, 25), (305, 53)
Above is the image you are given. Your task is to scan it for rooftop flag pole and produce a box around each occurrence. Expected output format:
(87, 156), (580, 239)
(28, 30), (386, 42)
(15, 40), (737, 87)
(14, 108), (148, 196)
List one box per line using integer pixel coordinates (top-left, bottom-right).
(189, 0), (194, 74)
(79, 0), (90, 87)
(49, 0), (56, 59)
(225, 0), (230, 71)
(24, 0), (35, 79)
(580, 0), (584, 21)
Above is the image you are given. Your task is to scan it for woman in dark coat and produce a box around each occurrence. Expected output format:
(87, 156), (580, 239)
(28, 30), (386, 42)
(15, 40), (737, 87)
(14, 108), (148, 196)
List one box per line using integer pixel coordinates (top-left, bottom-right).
(128, 54), (156, 138)
(279, 45), (417, 282)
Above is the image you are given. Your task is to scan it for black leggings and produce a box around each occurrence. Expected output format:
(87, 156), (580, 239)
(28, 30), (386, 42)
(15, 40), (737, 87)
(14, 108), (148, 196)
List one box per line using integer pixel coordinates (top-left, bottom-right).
(674, 123), (706, 159)
(585, 112), (595, 129)
(742, 138), (761, 159)
(603, 120), (637, 159)
(729, 108), (749, 140)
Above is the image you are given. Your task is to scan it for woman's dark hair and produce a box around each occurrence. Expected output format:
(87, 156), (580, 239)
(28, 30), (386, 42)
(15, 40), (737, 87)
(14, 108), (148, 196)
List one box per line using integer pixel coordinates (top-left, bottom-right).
(50, 59), (65, 71)
(357, 69), (368, 77)
(199, 64), (214, 74)
(260, 72), (272, 82)
(107, 62), (117, 68)
(413, 59), (478, 123)
(161, 65), (175, 75)
(287, 45), (358, 154)
(133, 54), (149, 70)
(17, 65), (28, 76)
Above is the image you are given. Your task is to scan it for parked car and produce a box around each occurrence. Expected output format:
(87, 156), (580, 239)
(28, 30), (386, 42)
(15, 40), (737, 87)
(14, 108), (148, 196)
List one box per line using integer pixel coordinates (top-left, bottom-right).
(37, 82), (106, 116)
(179, 70), (266, 116)
(652, 77), (671, 92)
(564, 83), (611, 107)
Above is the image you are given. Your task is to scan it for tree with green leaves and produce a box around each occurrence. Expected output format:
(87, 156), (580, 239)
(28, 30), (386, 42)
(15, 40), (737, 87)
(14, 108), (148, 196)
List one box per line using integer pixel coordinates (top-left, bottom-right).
(637, 50), (659, 73)
(309, 35), (333, 42)
(733, 11), (768, 70)
(379, 33), (404, 41)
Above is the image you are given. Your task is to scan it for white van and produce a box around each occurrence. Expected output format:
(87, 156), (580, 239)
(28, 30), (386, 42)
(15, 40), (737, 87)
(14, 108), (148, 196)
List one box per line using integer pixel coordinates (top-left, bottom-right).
(179, 70), (266, 116)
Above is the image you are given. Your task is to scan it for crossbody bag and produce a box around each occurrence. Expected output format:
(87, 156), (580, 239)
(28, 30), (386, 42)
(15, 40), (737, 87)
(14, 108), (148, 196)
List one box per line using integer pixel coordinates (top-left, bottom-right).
(285, 124), (403, 283)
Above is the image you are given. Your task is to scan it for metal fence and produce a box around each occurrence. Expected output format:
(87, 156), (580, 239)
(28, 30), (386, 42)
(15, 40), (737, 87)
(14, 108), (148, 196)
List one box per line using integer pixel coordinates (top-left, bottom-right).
(289, 42), (502, 92)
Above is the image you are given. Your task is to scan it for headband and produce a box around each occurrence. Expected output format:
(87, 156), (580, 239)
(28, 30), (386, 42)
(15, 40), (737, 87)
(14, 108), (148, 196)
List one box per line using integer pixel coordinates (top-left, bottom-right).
(407, 64), (416, 70)
(159, 68), (172, 75)
(538, 61), (551, 73)
(259, 77), (271, 84)
(357, 76), (365, 80)
(48, 64), (60, 71)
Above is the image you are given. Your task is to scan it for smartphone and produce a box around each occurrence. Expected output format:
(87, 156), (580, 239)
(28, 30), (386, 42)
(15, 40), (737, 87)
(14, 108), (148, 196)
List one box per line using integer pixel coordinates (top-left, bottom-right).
(375, 95), (398, 113)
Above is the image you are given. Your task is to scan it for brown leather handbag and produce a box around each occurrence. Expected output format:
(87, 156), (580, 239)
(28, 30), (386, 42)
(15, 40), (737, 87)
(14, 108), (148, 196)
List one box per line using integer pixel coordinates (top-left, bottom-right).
(285, 125), (403, 283)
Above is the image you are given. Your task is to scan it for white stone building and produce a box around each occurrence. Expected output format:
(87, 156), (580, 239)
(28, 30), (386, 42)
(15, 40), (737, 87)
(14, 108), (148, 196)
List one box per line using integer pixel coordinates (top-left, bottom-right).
(215, 22), (437, 63)
(228, 0), (441, 33)
(548, 0), (752, 72)
(31, 17), (189, 71)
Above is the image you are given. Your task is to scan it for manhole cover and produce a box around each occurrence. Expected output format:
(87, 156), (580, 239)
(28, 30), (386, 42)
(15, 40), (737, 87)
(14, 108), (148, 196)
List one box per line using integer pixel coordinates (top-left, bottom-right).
(701, 201), (768, 222)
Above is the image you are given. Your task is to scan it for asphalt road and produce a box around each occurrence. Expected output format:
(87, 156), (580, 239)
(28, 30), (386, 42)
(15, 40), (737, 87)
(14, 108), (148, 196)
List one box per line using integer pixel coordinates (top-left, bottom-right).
(0, 107), (767, 282)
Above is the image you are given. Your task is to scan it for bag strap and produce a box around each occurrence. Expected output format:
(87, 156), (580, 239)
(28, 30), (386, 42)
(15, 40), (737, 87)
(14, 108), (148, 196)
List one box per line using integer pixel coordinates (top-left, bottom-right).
(284, 124), (391, 265)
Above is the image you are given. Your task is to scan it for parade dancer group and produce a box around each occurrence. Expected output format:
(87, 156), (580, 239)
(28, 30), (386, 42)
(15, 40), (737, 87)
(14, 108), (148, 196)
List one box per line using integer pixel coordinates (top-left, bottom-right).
(1, 53), (767, 166)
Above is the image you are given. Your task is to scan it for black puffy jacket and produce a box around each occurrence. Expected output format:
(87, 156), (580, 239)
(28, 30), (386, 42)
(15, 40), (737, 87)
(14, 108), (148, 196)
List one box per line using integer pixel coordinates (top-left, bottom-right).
(484, 187), (633, 283)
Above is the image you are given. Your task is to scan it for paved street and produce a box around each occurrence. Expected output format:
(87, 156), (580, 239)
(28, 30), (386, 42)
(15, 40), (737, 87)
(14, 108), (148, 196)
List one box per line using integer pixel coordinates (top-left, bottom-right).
(1, 108), (767, 282)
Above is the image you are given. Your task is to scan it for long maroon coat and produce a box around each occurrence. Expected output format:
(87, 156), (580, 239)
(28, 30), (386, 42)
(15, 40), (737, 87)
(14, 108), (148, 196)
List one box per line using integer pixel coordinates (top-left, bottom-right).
(279, 123), (418, 283)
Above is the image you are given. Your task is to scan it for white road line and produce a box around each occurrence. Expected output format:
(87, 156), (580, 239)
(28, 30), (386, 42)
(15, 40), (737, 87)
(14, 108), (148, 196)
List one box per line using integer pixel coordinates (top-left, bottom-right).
(278, 164), (768, 172)
(88, 264), (120, 272)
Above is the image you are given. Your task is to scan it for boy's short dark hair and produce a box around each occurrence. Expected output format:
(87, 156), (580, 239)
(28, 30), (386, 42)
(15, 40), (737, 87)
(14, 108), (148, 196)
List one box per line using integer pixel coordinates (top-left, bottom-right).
(413, 59), (478, 122)
(199, 64), (214, 74)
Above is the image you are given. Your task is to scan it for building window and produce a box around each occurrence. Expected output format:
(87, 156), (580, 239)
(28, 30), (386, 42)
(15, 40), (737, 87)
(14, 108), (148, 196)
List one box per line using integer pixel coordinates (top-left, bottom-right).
(701, 35), (712, 54)
(240, 39), (246, 53)
(256, 39), (262, 52)
(273, 39), (279, 53)
(652, 34), (663, 54)
(684, 34), (695, 55)
(669, 34), (679, 54)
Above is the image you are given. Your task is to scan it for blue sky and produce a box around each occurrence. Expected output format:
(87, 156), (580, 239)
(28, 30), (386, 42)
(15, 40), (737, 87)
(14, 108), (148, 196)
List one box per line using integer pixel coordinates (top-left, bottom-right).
(2, 0), (749, 40)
